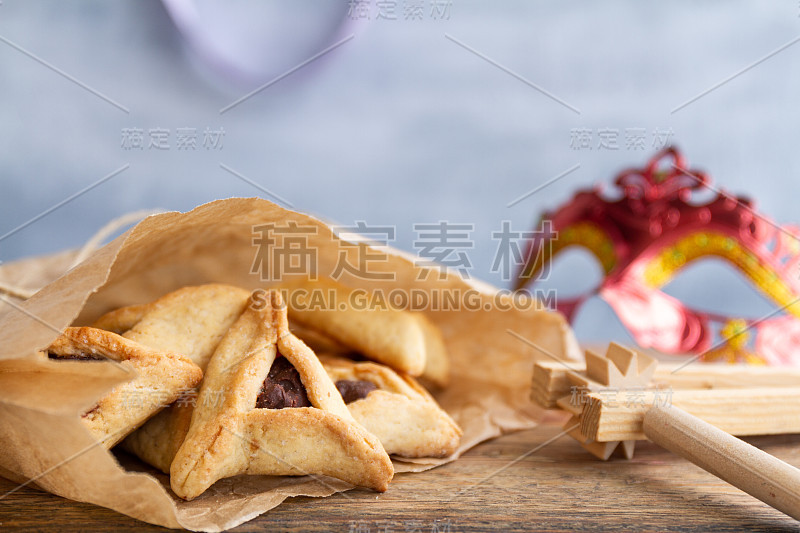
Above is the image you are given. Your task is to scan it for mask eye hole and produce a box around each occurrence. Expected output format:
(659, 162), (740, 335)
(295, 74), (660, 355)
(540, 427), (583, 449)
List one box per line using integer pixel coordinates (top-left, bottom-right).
(571, 295), (635, 343)
(531, 247), (604, 299)
(659, 257), (776, 319)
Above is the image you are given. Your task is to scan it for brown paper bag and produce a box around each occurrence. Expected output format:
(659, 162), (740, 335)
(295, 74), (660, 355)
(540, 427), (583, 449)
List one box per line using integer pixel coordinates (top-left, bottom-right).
(0, 198), (579, 531)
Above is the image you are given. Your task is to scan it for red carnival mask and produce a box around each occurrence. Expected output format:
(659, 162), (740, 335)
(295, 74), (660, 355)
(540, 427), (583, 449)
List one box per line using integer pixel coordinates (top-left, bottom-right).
(514, 147), (800, 365)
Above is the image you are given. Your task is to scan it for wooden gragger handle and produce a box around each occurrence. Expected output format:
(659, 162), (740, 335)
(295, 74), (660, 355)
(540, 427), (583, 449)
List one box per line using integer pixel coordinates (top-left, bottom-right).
(643, 404), (800, 521)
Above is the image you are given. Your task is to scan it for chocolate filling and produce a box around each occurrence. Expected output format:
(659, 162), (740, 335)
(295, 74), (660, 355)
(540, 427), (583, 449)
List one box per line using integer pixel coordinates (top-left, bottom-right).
(47, 351), (104, 361)
(335, 380), (377, 404)
(255, 356), (311, 409)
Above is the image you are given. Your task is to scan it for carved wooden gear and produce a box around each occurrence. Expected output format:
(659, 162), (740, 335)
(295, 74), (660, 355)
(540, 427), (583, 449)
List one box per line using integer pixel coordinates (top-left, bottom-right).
(555, 343), (656, 460)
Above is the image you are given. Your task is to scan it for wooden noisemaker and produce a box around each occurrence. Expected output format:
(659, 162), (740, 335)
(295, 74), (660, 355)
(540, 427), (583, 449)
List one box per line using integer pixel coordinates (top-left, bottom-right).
(531, 343), (800, 520)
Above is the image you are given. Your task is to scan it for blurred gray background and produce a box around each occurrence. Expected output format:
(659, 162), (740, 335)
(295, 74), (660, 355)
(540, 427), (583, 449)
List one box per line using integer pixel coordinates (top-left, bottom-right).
(1, 0), (798, 343)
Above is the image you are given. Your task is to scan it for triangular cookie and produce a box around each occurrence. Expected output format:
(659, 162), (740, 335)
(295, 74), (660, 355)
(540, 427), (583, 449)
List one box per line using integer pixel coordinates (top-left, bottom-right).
(93, 284), (249, 469)
(169, 290), (394, 500)
(121, 393), (195, 474)
(46, 327), (203, 448)
(320, 356), (461, 458)
(93, 284), (251, 370)
(280, 277), (450, 386)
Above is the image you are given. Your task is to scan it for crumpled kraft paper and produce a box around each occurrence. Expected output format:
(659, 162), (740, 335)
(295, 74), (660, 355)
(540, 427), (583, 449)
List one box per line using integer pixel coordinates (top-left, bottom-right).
(0, 198), (580, 531)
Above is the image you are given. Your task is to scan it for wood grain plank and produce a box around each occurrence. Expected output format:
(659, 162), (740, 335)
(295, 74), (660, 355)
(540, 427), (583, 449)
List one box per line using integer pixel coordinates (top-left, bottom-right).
(583, 389), (800, 442)
(1, 424), (799, 532)
(532, 361), (800, 409)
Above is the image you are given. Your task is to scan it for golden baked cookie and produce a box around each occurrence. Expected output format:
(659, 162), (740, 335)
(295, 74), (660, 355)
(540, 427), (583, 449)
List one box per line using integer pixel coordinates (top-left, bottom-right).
(414, 313), (450, 388)
(280, 278), (449, 384)
(320, 356), (461, 458)
(93, 284), (251, 370)
(288, 320), (352, 355)
(46, 327), (203, 449)
(121, 394), (194, 474)
(104, 284), (255, 473)
(169, 290), (394, 500)
(91, 303), (150, 334)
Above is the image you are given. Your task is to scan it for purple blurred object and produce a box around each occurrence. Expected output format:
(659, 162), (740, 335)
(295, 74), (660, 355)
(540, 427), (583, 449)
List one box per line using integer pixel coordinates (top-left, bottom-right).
(161, 0), (353, 86)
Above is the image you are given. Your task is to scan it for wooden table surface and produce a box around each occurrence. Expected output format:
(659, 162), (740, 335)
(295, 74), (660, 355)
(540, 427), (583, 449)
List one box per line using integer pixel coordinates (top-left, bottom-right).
(1, 422), (799, 532)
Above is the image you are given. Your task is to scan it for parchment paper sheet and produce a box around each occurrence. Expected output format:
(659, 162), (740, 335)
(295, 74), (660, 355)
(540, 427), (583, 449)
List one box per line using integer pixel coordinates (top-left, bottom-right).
(0, 198), (580, 531)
